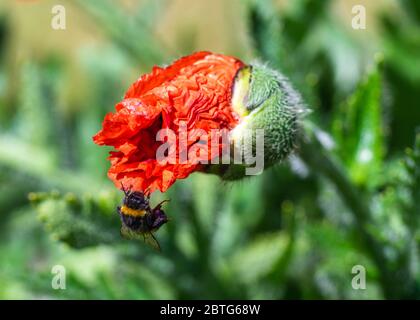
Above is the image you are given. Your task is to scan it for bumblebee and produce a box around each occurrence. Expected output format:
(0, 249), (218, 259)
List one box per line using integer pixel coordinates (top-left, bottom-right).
(118, 187), (169, 251)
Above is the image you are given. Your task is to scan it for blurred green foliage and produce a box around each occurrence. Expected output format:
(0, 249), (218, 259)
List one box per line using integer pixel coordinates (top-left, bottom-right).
(0, 0), (419, 299)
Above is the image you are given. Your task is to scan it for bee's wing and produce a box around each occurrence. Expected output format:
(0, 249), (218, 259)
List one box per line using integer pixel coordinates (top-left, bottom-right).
(120, 225), (161, 251)
(143, 232), (161, 252)
(120, 225), (143, 240)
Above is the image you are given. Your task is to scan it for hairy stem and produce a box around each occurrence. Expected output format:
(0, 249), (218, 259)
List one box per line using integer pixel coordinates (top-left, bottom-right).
(299, 125), (416, 299)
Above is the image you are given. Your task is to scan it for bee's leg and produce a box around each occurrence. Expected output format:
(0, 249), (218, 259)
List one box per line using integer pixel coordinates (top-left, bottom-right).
(120, 183), (129, 196)
(142, 232), (161, 251)
(150, 232), (161, 251)
(153, 199), (170, 210)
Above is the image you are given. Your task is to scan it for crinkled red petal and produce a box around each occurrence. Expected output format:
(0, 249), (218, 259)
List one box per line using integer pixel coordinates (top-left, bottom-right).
(93, 51), (244, 194)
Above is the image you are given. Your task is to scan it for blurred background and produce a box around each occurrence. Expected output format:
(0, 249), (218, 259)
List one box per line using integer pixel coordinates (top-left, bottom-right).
(0, 0), (419, 299)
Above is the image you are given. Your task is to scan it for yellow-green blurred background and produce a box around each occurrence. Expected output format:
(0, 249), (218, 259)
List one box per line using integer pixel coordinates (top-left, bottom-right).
(0, 0), (419, 299)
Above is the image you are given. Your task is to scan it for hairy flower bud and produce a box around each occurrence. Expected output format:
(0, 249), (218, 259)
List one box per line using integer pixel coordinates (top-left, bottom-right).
(209, 63), (306, 180)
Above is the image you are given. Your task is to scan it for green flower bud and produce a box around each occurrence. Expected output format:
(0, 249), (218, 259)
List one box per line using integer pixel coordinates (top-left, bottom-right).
(208, 63), (306, 180)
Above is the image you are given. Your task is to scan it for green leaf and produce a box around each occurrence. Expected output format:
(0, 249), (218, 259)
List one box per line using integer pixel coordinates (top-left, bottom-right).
(229, 232), (289, 283)
(13, 63), (54, 146)
(332, 62), (385, 187)
(247, 0), (285, 69)
(400, 0), (420, 26)
(402, 129), (420, 235)
(74, 0), (167, 66)
(31, 191), (121, 248)
(382, 15), (420, 84)
(0, 135), (108, 194)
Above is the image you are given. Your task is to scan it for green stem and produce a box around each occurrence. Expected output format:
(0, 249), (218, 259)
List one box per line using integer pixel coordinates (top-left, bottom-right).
(299, 125), (407, 299)
(187, 201), (234, 298)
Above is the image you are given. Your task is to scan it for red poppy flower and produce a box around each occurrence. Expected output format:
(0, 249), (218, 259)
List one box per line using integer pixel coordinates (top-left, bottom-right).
(93, 51), (244, 194)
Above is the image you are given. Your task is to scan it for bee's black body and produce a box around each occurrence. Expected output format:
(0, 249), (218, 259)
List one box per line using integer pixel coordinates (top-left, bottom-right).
(123, 191), (149, 210)
(117, 188), (169, 249)
(118, 206), (168, 232)
(119, 213), (144, 230)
